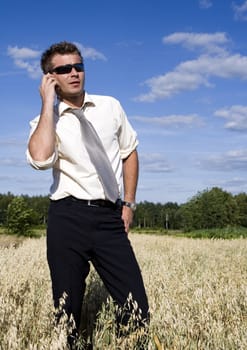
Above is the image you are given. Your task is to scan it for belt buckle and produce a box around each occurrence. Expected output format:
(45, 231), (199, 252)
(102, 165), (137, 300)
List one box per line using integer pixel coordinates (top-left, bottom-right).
(87, 200), (98, 207)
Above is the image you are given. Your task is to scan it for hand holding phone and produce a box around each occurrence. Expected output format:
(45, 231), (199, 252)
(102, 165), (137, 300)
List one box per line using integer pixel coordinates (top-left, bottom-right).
(39, 73), (58, 105)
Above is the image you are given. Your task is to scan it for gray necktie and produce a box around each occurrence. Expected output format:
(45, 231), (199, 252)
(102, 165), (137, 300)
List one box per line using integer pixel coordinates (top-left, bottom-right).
(70, 109), (119, 203)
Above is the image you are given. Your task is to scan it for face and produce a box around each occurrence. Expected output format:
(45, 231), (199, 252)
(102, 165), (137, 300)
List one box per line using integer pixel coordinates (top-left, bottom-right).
(50, 53), (85, 104)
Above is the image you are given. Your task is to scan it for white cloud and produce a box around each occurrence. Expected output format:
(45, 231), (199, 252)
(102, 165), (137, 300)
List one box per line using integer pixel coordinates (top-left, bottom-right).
(203, 177), (247, 196)
(140, 153), (174, 173)
(163, 32), (228, 54)
(200, 149), (247, 171)
(132, 114), (204, 128)
(135, 31), (247, 102)
(233, 0), (247, 21)
(74, 42), (107, 61)
(136, 67), (209, 101)
(7, 45), (41, 79)
(178, 54), (247, 78)
(214, 105), (247, 131)
(7, 46), (41, 59)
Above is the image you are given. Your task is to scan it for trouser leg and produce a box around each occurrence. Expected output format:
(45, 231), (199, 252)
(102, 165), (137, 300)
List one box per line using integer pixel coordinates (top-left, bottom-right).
(46, 200), (91, 331)
(91, 207), (149, 329)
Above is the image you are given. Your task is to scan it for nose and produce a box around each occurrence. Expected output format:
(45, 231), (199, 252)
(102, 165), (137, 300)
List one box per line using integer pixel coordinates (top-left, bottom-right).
(71, 67), (79, 75)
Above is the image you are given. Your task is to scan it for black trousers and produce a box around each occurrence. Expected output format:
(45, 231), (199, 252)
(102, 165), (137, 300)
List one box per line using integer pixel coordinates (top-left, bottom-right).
(47, 197), (149, 333)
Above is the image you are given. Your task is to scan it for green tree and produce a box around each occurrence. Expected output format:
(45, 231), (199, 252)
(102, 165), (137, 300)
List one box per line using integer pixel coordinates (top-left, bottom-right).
(0, 192), (15, 225)
(234, 192), (247, 227)
(179, 187), (239, 231)
(162, 202), (180, 229)
(133, 201), (180, 230)
(7, 196), (34, 236)
(24, 194), (49, 225)
(134, 201), (158, 228)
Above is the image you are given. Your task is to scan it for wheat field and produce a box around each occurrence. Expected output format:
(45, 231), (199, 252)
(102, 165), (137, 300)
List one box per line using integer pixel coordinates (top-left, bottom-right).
(0, 233), (246, 349)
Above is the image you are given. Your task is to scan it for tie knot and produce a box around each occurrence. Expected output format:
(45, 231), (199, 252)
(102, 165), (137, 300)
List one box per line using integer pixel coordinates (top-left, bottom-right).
(68, 108), (84, 121)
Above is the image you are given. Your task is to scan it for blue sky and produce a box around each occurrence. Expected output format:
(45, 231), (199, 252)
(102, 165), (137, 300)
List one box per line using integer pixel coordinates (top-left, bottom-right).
(1, 0), (247, 204)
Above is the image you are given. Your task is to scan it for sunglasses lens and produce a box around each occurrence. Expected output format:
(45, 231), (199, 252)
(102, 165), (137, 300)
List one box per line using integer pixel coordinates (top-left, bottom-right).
(56, 66), (72, 74)
(74, 63), (84, 72)
(52, 63), (84, 74)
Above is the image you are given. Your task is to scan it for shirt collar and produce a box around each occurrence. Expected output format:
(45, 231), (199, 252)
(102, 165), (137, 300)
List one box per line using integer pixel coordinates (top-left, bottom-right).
(56, 92), (95, 116)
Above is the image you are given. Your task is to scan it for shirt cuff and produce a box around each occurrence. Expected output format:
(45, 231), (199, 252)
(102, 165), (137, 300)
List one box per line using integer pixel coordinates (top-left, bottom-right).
(26, 148), (58, 170)
(120, 140), (139, 159)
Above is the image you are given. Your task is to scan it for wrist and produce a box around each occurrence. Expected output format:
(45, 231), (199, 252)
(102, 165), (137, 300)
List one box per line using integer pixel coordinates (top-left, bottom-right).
(122, 201), (137, 211)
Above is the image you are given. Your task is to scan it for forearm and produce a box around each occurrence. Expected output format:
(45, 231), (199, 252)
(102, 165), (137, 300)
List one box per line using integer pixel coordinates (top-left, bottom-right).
(121, 149), (138, 233)
(28, 104), (56, 161)
(123, 149), (139, 202)
(28, 74), (57, 162)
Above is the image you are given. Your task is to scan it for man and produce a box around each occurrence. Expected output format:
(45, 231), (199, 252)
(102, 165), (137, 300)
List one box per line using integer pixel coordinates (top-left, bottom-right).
(26, 41), (149, 347)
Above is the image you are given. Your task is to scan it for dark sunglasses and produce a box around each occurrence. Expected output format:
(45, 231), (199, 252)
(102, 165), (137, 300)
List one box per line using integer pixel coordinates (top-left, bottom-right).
(49, 63), (84, 75)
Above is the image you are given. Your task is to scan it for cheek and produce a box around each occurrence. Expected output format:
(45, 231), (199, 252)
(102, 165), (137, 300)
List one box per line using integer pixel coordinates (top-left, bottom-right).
(55, 77), (65, 89)
(55, 79), (69, 95)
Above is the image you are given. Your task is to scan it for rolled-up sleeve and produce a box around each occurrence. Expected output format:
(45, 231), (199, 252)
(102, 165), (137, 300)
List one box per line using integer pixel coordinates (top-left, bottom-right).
(26, 148), (58, 170)
(117, 103), (139, 159)
(26, 116), (58, 170)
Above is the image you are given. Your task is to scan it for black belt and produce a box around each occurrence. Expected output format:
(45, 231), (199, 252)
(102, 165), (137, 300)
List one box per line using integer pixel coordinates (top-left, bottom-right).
(63, 196), (122, 209)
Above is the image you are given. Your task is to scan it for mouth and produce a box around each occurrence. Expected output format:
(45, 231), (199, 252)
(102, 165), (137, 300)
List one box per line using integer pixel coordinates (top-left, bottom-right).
(70, 80), (81, 87)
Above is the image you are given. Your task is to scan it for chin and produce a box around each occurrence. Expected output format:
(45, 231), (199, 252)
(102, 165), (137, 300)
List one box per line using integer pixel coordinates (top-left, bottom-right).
(68, 89), (83, 96)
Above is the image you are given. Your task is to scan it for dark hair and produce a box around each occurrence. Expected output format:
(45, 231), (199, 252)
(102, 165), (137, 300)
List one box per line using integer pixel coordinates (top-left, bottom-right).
(41, 41), (83, 74)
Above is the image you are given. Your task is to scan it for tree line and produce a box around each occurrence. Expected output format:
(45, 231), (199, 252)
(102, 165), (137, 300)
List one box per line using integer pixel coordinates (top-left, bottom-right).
(1, 187), (247, 235)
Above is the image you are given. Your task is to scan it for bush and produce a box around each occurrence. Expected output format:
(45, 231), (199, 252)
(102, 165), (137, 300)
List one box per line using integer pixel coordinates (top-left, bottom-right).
(182, 226), (247, 239)
(6, 197), (34, 236)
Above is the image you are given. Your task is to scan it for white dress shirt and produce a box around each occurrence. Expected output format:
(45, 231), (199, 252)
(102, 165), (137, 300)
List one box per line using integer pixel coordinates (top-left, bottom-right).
(26, 92), (138, 200)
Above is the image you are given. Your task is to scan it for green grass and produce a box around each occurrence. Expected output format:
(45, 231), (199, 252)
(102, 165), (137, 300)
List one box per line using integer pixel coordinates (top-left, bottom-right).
(1, 225), (247, 241)
(1, 226), (45, 236)
(181, 226), (247, 239)
(133, 226), (247, 239)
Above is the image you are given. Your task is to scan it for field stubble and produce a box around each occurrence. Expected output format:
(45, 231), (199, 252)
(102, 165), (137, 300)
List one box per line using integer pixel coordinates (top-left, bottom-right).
(0, 234), (246, 349)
